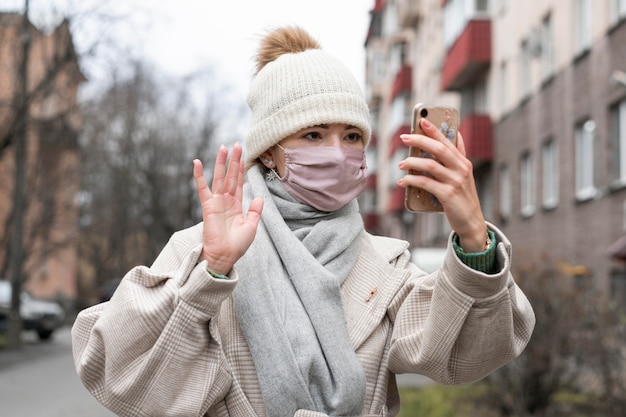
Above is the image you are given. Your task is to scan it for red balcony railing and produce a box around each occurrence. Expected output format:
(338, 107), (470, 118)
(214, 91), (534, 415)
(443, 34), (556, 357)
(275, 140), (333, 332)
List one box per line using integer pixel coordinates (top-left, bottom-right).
(388, 124), (411, 157)
(388, 185), (407, 213)
(459, 114), (493, 163)
(441, 19), (491, 91)
(390, 65), (412, 102)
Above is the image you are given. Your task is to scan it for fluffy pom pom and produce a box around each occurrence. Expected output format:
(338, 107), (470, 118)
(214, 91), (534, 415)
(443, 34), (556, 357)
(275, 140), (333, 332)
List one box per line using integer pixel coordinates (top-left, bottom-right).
(254, 26), (321, 74)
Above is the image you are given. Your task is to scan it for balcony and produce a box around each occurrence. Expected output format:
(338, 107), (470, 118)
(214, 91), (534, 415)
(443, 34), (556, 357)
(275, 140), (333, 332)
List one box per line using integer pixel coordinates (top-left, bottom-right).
(388, 185), (407, 212)
(388, 124), (410, 157)
(441, 19), (491, 91)
(397, 0), (422, 28)
(364, 213), (380, 233)
(365, 172), (377, 190)
(459, 114), (492, 163)
(390, 64), (412, 101)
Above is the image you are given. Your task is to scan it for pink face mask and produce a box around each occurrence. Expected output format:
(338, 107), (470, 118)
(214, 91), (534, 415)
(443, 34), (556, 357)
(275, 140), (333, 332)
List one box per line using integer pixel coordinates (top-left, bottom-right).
(275, 145), (368, 212)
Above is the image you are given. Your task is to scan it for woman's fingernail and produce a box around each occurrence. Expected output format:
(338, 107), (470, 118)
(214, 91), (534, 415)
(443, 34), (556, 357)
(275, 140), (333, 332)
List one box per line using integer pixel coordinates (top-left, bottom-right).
(401, 134), (410, 142)
(421, 118), (431, 128)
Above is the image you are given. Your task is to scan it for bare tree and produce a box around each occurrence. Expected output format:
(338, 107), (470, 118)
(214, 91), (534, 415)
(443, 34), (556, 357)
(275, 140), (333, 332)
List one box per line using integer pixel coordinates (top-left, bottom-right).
(0, 0), (88, 348)
(76, 62), (227, 305)
(1, 0), (245, 346)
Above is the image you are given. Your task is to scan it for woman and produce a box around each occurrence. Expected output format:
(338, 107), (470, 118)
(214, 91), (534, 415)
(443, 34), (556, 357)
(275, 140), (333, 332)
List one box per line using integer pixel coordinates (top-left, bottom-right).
(72, 26), (535, 417)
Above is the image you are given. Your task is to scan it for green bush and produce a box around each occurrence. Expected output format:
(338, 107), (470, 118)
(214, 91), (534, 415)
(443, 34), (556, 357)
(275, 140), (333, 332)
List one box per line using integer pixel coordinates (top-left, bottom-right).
(398, 384), (488, 417)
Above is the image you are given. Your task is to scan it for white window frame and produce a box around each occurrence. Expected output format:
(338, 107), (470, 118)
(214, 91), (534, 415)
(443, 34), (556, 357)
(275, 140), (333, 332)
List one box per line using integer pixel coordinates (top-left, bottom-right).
(541, 14), (554, 81)
(611, 100), (626, 186)
(541, 139), (559, 209)
(443, 0), (492, 49)
(575, 119), (597, 200)
(360, 189), (377, 214)
(499, 164), (512, 220)
(520, 38), (531, 98)
(610, 0), (626, 26)
(521, 152), (535, 217)
(382, 1), (398, 38)
(574, 0), (592, 55)
(389, 150), (405, 186)
(369, 50), (386, 83)
(500, 61), (508, 112)
(388, 93), (410, 137)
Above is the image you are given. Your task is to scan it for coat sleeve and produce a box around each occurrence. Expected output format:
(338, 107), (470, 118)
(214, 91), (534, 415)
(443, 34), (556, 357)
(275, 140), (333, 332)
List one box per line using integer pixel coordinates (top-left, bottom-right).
(387, 223), (536, 385)
(71, 224), (235, 417)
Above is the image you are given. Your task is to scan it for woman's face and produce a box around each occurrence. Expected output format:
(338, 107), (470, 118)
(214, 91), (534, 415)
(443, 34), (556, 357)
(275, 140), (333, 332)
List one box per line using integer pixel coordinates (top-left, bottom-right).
(259, 123), (364, 177)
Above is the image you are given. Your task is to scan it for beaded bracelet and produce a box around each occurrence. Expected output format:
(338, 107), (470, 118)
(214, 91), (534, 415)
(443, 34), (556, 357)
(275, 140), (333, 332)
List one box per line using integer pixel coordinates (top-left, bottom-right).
(206, 267), (229, 280)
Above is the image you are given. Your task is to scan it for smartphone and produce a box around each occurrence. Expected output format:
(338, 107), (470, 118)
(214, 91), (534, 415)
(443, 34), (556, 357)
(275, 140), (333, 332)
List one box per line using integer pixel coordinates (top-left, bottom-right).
(404, 103), (460, 212)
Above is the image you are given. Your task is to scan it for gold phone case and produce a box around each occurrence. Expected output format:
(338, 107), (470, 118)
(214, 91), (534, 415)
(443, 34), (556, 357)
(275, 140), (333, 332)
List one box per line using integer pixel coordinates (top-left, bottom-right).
(405, 103), (459, 212)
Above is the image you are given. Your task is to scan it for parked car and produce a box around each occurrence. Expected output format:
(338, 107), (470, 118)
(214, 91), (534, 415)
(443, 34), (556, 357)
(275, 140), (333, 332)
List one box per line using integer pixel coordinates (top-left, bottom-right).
(0, 280), (65, 340)
(97, 278), (121, 303)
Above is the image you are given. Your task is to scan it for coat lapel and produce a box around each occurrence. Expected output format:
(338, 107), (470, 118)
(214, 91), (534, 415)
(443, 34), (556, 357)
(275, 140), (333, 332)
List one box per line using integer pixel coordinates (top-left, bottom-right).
(342, 233), (412, 351)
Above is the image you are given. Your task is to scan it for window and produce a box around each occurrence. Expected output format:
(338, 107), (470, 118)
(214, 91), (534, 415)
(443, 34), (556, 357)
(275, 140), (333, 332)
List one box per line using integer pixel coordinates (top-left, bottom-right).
(574, 0), (592, 54)
(360, 189), (377, 214)
(499, 0), (510, 15)
(478, 173), (494, 222)
(389, 150), (405, 186)
(370, 13), (382, 39)
(610, 100), (626, 186)
(542, 139), (559, 209)
(520, 38), (531, 98)
(521, 152), (535, 217)
(500, 61), (508, 111)
(622, 201), (626, 232)
(575, 119), (597, 200)
(444, 0), (492, 49)
(541, 14), (554, 80)
(389, 93), (411, 133)
(499, 164), (512, 220)
(382, 0), (398, 37)
(460, 81), (488, 116)
(610, 0), (626, 26)
(365, 147), (378, 173)
(369, 50), (386, 83)
(389, 42), (406, 78)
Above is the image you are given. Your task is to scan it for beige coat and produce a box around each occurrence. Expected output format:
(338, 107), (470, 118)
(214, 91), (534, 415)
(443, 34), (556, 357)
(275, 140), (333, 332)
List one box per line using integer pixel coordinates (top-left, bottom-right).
(72, 222), (535, 417)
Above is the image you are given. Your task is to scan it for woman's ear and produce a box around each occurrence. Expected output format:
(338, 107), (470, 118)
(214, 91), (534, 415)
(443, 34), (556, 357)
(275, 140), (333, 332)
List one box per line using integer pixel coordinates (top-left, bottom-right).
(259, 150), (276, 169)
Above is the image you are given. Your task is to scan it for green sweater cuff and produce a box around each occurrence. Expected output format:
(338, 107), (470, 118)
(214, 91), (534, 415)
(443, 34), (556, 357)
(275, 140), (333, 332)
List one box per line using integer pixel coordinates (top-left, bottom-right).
(452, 229), (497, 274)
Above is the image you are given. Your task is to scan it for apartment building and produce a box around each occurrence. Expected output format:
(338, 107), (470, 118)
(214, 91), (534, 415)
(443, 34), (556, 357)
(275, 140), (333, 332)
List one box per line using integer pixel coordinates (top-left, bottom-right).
(0, 13), (85, 305)
(363, 0), (626, 296)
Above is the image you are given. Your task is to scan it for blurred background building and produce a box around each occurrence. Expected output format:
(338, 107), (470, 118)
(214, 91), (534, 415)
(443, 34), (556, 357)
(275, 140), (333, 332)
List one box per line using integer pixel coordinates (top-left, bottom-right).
(0, 12), (84, 309)
(3, 0), (626, 310)
(362, 0), (626, 297)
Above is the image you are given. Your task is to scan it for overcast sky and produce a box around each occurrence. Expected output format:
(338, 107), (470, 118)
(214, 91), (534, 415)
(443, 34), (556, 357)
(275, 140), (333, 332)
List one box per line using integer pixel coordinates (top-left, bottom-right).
(1, 0), (372, 100)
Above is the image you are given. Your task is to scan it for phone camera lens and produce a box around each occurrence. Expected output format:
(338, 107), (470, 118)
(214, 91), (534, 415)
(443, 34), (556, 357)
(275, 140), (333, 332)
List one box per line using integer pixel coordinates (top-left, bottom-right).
(420, 108), (428, 118)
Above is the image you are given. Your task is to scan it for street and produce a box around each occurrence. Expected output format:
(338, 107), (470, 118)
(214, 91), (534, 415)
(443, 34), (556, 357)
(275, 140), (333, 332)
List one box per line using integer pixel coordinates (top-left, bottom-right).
(0, 326), (115, 417)
(0, 325), (431, 417)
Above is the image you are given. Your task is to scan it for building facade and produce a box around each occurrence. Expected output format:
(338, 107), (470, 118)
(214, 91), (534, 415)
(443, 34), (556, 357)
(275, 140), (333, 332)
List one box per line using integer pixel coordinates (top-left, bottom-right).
(363, 0), (626, 296)
(0, 13), (85, 306)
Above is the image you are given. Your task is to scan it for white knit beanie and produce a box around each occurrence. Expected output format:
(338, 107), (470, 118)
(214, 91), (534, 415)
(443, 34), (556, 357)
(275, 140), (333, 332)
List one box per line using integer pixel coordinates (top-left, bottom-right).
(245, 44), (371, 164)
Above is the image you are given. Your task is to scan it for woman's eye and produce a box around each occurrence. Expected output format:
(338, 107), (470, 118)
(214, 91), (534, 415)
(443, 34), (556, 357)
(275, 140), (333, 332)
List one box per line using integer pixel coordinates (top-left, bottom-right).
(302, 132), (322, 141)
(345, 133), (362, 143)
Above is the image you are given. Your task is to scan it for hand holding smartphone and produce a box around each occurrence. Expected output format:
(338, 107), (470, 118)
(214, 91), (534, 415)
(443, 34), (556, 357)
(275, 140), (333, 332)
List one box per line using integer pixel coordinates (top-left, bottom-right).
(404, 103), (460, 212)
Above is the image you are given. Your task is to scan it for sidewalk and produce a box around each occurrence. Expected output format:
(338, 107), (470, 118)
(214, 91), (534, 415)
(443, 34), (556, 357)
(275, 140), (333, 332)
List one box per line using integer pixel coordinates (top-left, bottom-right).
(396, 373), (433, 387)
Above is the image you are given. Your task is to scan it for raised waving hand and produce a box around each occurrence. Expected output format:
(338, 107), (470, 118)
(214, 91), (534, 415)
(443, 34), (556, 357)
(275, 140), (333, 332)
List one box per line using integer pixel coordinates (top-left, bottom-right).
(193, 143), (264, 275)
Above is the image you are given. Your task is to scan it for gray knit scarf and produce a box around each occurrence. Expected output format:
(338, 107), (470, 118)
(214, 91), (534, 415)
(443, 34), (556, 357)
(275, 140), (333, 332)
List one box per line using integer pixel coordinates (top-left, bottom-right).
(233, 165), (366, 417)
